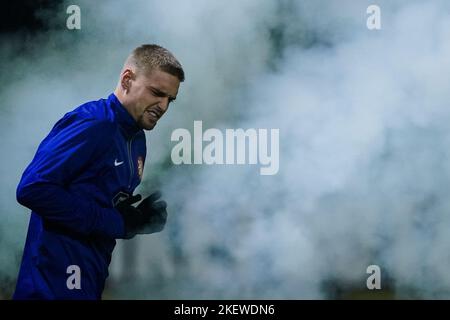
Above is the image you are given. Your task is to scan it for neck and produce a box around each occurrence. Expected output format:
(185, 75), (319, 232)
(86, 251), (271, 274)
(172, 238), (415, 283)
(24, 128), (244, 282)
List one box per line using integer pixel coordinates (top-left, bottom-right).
(113, 88), (137, 122)
(113, 87), (124, 105)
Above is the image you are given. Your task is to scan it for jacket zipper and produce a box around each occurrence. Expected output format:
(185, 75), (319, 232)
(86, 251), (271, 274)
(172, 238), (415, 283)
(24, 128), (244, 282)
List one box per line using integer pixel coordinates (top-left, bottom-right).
(127, 133), (137, 189)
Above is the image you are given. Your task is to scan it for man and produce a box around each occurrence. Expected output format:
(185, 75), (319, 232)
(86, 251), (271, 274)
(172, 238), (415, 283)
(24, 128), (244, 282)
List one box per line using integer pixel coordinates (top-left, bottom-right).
(13, 44), (184, 299)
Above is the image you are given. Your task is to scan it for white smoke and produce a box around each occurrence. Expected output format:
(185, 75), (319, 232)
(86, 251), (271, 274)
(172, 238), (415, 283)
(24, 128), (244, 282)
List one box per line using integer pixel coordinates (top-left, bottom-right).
(157, 0), (450, 299)
(1, 0), (450, 299)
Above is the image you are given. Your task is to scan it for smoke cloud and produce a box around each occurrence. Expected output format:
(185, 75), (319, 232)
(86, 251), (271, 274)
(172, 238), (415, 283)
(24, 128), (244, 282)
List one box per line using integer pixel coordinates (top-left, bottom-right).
(1, 0), (450, 299)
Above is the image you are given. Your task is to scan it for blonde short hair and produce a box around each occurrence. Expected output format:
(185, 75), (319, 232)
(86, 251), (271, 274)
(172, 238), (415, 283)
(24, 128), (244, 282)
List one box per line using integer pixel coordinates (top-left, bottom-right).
(127, 44), (185, 82)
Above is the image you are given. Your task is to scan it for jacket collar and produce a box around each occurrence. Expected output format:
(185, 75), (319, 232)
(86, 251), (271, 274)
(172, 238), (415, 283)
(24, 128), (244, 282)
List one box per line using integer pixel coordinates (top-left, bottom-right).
(108, 93), (142, 138)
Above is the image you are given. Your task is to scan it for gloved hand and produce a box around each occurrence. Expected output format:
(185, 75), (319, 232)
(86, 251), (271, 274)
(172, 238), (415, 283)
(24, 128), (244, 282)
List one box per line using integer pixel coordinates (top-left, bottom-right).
(115, 192), (168, 239)
(115, 194), (144, 239)
(136, 191), (168, 234)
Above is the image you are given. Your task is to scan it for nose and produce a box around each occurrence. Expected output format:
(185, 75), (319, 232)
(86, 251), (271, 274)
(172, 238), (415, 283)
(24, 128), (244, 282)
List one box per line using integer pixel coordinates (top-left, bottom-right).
(159, 97), (170, 112)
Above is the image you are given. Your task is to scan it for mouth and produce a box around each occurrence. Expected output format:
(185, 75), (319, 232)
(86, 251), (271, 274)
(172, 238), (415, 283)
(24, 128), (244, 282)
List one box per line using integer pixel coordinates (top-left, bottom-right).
(145, 110), (160, 121)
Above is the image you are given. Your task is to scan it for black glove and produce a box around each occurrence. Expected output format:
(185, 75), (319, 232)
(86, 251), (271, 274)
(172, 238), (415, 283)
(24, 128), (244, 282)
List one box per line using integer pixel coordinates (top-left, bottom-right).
(115, 192), (168, 239)
(115, 194), (145, 239)
(136, 191), (168, 234)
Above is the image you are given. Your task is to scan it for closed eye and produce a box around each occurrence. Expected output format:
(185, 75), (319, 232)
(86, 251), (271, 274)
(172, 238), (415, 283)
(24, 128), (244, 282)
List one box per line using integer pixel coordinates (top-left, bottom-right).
(149, 87), (176, 103)
(151, 89), (165, 97)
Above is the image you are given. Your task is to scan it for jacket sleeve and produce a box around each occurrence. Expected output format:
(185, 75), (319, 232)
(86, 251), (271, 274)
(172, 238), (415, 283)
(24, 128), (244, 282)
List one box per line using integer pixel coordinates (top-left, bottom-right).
(16, 112), (125, 239)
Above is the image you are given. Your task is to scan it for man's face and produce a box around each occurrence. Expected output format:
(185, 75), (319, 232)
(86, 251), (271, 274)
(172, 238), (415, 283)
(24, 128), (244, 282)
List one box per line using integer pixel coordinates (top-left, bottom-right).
(123, 68), (180, 130)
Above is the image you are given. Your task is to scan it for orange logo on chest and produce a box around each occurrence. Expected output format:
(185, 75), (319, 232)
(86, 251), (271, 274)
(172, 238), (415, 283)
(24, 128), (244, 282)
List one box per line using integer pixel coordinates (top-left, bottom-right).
(137, 156), (144, 181)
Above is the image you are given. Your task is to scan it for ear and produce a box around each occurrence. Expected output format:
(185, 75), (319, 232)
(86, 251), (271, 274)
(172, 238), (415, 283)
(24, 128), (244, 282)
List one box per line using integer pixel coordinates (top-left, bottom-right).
(120, 69), (135, 93)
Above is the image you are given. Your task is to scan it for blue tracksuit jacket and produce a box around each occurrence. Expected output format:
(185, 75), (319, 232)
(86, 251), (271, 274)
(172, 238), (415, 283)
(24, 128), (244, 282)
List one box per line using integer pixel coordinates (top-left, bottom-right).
(13, 93), (147, 299)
